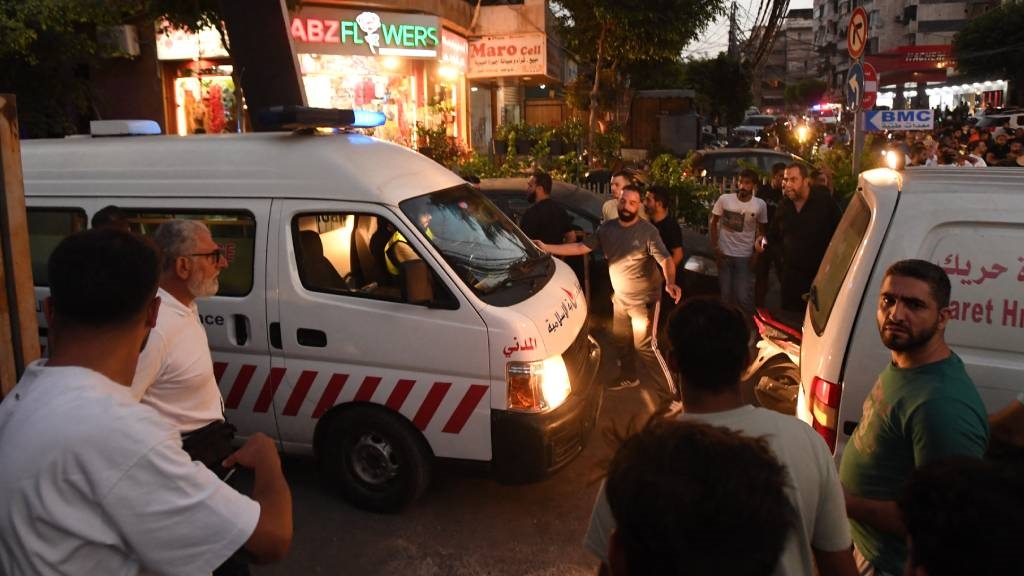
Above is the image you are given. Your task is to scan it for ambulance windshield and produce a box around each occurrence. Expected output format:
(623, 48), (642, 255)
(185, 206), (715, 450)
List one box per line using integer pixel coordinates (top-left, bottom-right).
(400, 184), (552, 305)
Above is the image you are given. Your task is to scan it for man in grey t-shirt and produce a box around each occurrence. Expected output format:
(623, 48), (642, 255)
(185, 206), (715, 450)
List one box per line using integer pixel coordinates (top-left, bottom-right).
(537, 186), (682, 414)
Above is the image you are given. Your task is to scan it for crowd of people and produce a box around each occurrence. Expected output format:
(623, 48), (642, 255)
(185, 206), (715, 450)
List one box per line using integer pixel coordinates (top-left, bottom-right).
(583, 269), (1023, 576)
(1, 153), (1022, 575)
(524, 166), (1023, 575)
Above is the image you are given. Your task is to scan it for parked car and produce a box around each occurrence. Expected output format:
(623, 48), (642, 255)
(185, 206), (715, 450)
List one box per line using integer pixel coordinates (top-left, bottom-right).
(690, 148), (806, 180)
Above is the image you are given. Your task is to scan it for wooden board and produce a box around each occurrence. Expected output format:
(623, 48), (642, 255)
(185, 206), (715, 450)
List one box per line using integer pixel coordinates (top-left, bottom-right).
(0, 93), (41, 396)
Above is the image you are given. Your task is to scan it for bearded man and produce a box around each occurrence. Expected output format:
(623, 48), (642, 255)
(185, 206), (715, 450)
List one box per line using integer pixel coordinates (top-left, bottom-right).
(535, 185), (682, 416)
(839, 259), (988, 576)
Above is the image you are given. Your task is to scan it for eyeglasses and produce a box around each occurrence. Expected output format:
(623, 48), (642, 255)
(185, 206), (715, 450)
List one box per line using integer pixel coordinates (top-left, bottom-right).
(190, 248), (223, 262)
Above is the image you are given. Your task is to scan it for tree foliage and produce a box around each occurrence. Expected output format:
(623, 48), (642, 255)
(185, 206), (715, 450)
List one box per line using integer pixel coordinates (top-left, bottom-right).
(784, 78), (827, 110)
(0, 0), (294, 137)
(953, 1), (1024, 106)
(681, 53), (752, 127)
(555, 0), (727, 152)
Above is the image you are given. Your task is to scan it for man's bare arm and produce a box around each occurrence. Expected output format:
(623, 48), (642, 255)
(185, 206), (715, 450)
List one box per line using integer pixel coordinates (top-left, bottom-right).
(535, 240), (592, 257)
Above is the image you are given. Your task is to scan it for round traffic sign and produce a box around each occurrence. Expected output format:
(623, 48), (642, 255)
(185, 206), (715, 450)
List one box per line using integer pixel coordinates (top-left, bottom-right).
(862, 61), (878, 109)
(847, 8), (869, 60)
(846, 62), (864, 112)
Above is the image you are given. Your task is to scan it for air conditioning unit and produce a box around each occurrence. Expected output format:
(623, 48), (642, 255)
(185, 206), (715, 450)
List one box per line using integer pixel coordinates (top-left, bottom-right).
(98, 25), (141, 57)
(894, 14), (906, 24)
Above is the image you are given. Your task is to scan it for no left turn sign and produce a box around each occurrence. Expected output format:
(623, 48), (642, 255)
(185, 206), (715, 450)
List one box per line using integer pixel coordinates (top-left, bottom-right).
(847, 8), (868, 60)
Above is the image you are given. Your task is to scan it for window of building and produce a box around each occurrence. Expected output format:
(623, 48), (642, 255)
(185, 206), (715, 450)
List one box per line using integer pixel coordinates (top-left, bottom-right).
(27, 208), (87, 286)
(123, 209), (256, 297)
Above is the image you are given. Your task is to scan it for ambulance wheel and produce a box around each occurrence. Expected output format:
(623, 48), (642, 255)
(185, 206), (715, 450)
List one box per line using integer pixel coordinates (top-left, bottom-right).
(325, 407), (432, 513)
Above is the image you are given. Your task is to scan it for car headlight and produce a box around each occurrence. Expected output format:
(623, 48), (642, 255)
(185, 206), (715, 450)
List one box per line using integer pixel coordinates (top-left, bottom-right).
(506, 355), (572, 413)
(684, 254), (718, 276)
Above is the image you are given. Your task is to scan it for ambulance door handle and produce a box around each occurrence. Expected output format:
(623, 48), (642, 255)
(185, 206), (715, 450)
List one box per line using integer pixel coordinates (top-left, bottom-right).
(296, 328), (327, 348)
(269, 322), (282, 349)
(233, 314), (249, 346)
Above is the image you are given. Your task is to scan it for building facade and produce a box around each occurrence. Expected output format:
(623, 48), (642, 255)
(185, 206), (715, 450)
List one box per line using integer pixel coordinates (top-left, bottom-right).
(811, 0), (1005, 111)
(92, 0), (574, 152)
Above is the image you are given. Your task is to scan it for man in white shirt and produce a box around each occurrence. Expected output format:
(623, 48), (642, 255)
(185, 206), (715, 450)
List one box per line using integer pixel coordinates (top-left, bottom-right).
(132, 219), (232, 469)
(601, 169), (647, 223)
(710, 168), (767, 317)
(0, 229), (291, 576)
(584, 298), (856, 576)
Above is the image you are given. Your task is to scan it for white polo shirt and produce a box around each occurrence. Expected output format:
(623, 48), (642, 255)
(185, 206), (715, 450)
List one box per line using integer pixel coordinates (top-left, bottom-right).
(132, 287), (224, 432)
(0, 361), (260, 576)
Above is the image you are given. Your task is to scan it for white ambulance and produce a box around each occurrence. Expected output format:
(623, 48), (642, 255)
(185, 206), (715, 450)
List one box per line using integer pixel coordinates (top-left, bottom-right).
(798, 166), (1024, 456)
(20, 111), (602, 512)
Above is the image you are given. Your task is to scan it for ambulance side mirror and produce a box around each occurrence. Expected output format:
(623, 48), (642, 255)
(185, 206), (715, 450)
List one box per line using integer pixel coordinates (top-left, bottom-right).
(402, 259), (434, 306)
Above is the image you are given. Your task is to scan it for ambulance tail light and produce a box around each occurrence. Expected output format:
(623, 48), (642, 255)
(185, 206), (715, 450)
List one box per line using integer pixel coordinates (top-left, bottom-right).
(506, 356), (571, 413)
(810, 376), (841, 451)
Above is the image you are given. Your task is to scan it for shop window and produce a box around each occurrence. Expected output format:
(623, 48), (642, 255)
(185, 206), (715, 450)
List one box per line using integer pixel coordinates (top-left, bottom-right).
(299, 54), (418, 147)
(27, 208), (87, 286)
(291, 212), (453, 307)
(173, 64), (238, 135)
(122, 209), (256, 297)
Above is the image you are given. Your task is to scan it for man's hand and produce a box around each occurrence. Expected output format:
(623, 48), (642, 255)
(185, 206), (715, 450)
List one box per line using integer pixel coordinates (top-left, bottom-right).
(754, 235), (766, 254)
(533, 239), (548, 251)
(223, 432), (281, 473)
(665, 283), (682, 304)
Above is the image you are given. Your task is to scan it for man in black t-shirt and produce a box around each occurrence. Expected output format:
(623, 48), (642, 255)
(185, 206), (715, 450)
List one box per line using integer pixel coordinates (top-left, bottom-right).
(644, 186), (683, 326)
(767, 163), (842, 315)
(521, 170), (572, 246)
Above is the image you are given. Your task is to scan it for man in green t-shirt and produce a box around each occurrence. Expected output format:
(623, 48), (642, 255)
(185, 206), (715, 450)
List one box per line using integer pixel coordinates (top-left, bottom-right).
(839, 259), (989, 576)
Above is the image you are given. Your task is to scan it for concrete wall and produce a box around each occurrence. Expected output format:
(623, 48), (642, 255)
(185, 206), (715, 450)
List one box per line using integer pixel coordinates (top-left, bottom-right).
(473, 0), (548, 36)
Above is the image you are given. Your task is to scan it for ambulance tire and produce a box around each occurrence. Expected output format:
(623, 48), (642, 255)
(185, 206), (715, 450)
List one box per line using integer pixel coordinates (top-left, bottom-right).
(325, 407), (432, 513)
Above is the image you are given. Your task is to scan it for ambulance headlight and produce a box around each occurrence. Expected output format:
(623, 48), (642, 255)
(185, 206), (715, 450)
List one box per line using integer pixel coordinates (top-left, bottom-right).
(506, 356), (572, 413)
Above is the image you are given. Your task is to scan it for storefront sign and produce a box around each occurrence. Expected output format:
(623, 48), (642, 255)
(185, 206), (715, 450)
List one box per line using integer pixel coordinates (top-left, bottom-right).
(441, 29), (468, 72)
(468, 34), (546, 79)
(155, 21), (229, 60)
(290, 8), (439, 59)
(865, 109), (934, 131)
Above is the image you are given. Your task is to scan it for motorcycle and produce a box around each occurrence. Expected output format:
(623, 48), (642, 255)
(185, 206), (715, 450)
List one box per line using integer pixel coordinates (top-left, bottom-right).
(741, 307), (802, 415)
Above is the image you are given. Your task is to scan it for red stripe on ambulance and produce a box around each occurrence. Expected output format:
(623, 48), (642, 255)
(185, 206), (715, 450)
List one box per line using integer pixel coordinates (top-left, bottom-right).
(312, 373), (348, 418)
(282, 370), (318, 416)
(442, 384), (488, 434)
(213, 362), (227, 384)
(412, 382), (451, 431)
(253, 367), (286, 413)
(224, 364), (257, 409)
(353, 376), (382, 402)
(385, 379), (416, 411)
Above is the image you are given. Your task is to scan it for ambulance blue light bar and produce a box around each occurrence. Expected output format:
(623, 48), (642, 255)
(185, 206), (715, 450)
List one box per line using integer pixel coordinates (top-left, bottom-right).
(257, 106), (386, 130)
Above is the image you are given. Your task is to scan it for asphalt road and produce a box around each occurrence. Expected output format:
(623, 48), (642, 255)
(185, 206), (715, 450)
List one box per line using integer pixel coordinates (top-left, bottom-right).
(253, 330), (659, 576)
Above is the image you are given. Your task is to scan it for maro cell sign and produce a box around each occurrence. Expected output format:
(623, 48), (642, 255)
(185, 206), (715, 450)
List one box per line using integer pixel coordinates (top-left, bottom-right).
(467, 34), (546, 79)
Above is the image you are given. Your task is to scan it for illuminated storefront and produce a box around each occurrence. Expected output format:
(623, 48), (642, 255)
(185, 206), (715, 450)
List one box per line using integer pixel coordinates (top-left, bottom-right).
(156, 23), (240, 136)
(153, 8), (469, 147)
(291, 7), (468, 147)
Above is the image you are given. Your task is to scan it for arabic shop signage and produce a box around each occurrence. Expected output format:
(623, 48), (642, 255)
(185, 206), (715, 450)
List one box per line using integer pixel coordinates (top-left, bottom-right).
(467, 34), (546, 79)
(441, 29), (468, 72)
(290, 8), (439, 59)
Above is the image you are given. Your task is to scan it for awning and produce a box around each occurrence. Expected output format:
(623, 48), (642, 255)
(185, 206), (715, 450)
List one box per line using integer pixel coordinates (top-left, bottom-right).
(866, 45), (955, 87)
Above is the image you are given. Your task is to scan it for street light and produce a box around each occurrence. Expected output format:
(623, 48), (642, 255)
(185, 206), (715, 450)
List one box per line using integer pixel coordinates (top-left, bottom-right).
(796, 124), (810, 143)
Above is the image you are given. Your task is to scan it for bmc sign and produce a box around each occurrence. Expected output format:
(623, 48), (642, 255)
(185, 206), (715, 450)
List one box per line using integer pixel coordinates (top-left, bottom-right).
(865, 109), (934, 131)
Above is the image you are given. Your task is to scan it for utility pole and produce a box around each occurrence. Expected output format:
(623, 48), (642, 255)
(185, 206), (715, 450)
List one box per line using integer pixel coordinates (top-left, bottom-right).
(727, 1), (738, 59)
